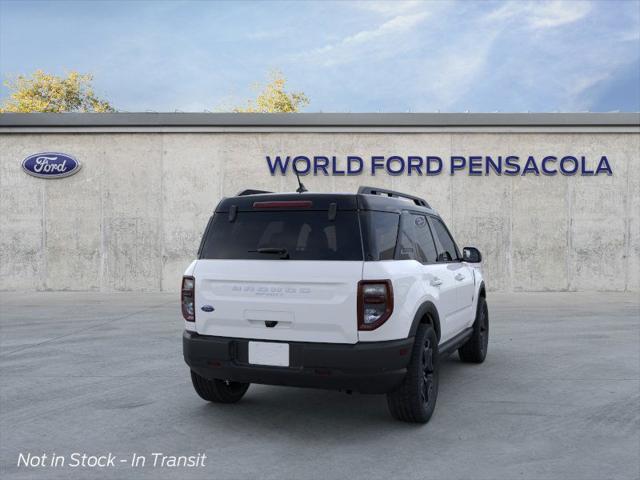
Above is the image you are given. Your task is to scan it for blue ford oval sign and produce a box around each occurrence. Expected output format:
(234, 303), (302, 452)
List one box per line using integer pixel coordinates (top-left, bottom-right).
(21, 152), (81, 179)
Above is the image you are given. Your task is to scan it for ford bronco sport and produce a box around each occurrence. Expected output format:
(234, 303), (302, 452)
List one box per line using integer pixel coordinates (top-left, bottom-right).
(183, 186), (488, 423)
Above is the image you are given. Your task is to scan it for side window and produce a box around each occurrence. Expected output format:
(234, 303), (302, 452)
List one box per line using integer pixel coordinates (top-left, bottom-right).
(396, 213), (437, 263)
(360, 211), (399, 261)
(397, 226), (416, 260)
(413, 215), (438, 263)
(428, 217), (460, 262)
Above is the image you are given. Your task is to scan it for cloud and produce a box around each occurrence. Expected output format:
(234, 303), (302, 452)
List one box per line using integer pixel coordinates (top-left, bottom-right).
(567, 72), (612, 100)
(486, 0), (591, 29)
(528, 1), (591, 28)
(296, 10), (429, 67)
(413, 30), (500, 110)
(475, 0), (639, 111)
(245, 29), (287, 41)
(352, 0), (429, 16)
(5, 0), (635, 112)
(295, 0), (594, 109)
(616, 29), (640, 43)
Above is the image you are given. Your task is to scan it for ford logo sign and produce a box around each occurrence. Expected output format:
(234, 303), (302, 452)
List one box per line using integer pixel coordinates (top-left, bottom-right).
(21, 152), (81, 179)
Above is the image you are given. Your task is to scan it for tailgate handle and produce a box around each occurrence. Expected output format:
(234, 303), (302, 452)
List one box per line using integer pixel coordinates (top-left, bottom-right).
(265, 321), (278, 328)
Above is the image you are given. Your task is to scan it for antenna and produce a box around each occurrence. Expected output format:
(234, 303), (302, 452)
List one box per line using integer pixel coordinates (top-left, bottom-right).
(292, 160), (308, 194)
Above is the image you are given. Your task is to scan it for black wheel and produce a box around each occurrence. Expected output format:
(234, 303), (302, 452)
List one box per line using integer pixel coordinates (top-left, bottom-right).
(458, 296), (489, 363)
(386, 324), (439, 423)
(190, 370), (250, 403)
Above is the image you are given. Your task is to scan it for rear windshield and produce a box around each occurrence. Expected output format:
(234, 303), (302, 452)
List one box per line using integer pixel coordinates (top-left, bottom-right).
(199, 211), (363, 261)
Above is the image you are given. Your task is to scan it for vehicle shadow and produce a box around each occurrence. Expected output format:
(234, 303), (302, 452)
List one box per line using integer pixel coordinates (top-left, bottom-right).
(191, 355), (472, 437)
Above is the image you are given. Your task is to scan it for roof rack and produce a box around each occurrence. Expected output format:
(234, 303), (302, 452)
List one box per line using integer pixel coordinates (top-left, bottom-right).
(357, 186), (430, 208)
(237, 189), (272, 196)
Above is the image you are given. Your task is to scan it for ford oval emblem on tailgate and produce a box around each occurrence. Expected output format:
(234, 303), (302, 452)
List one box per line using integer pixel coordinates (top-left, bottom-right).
(22, 152), (81, 179)
(201, 305), (215, 312)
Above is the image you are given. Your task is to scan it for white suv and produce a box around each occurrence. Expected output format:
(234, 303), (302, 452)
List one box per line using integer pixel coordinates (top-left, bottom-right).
(182, 186), (488, 423)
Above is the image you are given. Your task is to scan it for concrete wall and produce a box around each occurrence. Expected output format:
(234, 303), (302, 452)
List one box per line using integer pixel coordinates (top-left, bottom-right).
(1, 131), (638, 292)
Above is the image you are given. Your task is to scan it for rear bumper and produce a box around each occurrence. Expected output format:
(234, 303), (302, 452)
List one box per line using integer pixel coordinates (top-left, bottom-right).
(183, 331), (413, 394)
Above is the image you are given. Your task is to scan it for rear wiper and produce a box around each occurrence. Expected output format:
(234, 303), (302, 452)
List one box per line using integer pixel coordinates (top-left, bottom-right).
(249, 247), (290, 259)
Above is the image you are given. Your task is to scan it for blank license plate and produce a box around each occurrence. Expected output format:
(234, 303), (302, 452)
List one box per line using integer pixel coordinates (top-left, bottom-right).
(248, 341), (289, 367)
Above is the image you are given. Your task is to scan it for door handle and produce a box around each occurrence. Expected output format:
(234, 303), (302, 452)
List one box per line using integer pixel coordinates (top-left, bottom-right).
(455, 273), (465, 281)
(430, 277), (443, 287)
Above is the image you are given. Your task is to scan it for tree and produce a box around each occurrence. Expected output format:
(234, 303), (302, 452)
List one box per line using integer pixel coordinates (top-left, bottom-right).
(1, 70), (115, 113)
(234, 71), (309, 113)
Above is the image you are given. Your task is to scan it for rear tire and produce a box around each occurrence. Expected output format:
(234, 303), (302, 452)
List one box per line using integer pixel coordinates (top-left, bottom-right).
(386, 324), (439, 423)
(458, 296), (489, 363)
(190, 370), (250, 403)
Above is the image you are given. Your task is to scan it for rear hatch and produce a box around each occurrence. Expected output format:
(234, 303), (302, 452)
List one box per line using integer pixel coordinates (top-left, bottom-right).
(193, 195), (363, 344)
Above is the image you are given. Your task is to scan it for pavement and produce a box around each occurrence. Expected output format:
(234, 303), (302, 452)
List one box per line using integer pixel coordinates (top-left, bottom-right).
(0, 291), (638, 480)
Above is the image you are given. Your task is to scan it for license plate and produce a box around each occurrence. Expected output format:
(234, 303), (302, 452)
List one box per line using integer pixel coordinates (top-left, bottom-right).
(248, 341), (289, 367)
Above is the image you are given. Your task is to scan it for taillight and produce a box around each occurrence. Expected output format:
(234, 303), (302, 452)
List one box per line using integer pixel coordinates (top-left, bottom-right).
(253, 200), (313, 209)
(357, 280), (393, 330)
(181, 276), (195, 322)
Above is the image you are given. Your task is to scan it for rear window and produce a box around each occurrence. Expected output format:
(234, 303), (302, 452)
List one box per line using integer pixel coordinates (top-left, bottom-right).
(199, 211), (363, 261)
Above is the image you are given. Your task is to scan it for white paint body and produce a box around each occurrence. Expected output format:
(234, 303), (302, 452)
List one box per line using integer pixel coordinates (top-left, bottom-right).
(359, 260), (481, 344)
(185, 252), (484, 346)
(191, 260), (361, 343)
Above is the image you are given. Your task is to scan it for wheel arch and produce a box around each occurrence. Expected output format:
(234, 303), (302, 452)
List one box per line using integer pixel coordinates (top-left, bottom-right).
(408, 301), (442, 341)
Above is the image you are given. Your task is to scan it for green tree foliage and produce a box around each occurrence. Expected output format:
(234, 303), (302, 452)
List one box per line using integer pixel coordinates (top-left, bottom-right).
(234, 71), (309, 113)
(1, 70), (115, 113)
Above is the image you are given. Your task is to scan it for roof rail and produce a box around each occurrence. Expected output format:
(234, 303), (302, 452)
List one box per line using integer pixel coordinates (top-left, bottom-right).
(357, 186), (430, 208)
(237, 189), (272, 196)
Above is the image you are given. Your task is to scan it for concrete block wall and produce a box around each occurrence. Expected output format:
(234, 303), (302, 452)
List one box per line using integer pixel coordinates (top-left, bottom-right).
(0, 132), (638, 292)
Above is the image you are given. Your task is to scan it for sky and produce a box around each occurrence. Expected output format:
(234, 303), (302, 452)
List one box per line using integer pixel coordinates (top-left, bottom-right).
(0, 0), (639, 112)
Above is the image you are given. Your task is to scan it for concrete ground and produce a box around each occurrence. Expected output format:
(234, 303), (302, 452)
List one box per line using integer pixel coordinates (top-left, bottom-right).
(0, 292), (638, 480)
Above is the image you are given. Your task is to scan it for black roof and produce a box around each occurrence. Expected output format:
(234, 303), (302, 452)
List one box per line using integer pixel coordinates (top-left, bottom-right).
(215, 188), (438, 216)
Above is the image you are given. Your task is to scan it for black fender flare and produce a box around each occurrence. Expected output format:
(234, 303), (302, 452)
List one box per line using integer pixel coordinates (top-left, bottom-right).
(408, 302), (441, 341)
(478, 281), (486, 299)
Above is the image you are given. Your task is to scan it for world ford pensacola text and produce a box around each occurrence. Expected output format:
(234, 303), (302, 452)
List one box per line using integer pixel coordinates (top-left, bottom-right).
(266, 155), (613, 176)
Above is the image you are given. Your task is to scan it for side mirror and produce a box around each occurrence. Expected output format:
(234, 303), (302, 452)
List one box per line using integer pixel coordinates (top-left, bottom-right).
(463, 247), (482, 263)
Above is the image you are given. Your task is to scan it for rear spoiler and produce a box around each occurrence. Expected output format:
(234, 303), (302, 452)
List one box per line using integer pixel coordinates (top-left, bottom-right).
(237, 189), (272, 196)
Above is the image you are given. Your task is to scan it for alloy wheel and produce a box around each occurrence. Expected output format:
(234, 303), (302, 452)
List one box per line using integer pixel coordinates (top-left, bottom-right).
(421, 338), (435, 405)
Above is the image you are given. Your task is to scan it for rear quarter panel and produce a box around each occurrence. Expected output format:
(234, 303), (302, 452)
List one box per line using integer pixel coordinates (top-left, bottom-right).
(360, 260), (434, 342)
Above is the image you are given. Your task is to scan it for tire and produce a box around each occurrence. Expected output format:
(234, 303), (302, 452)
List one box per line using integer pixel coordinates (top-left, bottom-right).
(386, 324), (439, 423)
(458, 296), (489, 363)
(190, 370), (250, 403)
